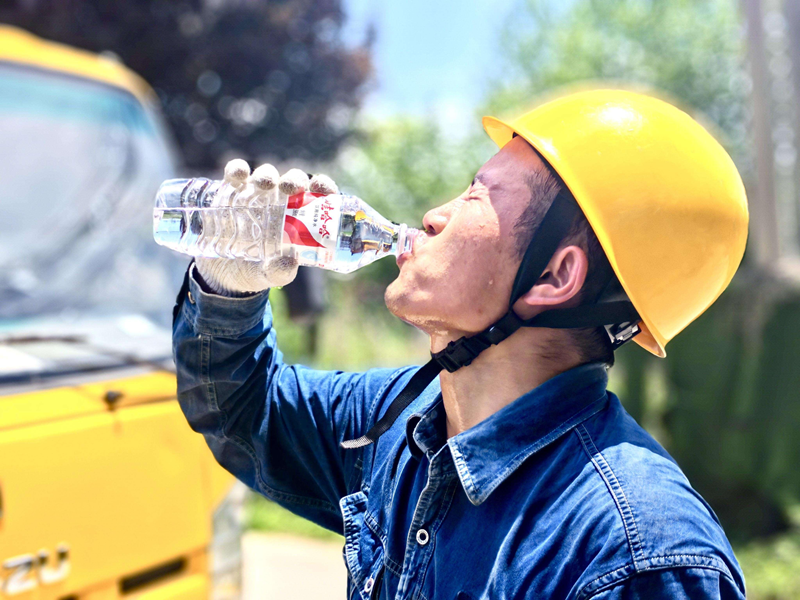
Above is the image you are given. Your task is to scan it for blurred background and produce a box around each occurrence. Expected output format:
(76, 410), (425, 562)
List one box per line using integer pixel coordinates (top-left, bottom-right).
(2, 0), (800, 598)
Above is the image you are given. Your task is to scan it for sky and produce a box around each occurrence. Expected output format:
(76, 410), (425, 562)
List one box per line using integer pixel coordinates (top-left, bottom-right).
(342, 0), (519, 134)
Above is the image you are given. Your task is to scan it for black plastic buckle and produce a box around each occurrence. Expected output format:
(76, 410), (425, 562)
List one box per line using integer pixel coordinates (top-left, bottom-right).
(432, 335), (491, 373)
(606, 321), (641, 349)
(431, 312), (524, 373)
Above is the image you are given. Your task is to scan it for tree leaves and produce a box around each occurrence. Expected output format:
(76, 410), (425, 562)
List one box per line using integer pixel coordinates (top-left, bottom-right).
(1, 0), (373, 169)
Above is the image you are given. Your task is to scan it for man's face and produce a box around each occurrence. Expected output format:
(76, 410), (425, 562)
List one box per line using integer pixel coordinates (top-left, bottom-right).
(385, 136), (546, 342)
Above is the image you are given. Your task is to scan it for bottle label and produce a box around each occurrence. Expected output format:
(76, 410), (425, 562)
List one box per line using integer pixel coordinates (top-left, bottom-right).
(283, 192), (341, 267)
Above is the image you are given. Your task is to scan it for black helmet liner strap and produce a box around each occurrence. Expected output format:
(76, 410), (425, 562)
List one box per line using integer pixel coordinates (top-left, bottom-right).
(341, 190), (640, 450)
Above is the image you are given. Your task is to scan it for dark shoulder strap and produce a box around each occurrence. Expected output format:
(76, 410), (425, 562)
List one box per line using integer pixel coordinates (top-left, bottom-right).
(340, 360), (441, 449)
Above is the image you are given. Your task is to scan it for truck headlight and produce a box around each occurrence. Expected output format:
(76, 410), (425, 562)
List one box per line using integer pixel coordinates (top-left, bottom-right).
(210, 481), (246, 600)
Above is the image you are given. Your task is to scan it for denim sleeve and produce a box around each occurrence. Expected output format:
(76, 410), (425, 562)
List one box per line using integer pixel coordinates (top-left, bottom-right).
(584, 567), (746, 600)
(172, 267), (413, 534)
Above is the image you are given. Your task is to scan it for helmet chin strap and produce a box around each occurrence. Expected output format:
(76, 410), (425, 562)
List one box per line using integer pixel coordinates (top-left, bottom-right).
(341, 190), (640, 450)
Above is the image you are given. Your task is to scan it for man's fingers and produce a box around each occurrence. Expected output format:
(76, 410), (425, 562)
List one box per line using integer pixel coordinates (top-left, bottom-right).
(224, 158), (251, 186)
(250, 163), (279, 191)
(279, 168), (310, 195)
(224, 162), (336, 196)
(309, 174), (338, 195)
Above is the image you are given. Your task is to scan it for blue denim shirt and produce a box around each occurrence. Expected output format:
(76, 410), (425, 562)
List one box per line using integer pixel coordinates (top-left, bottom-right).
(173, 270), (746, 600)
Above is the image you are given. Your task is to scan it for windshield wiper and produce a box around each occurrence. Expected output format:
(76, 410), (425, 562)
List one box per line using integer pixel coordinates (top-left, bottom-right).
(0, 334), (174, 385)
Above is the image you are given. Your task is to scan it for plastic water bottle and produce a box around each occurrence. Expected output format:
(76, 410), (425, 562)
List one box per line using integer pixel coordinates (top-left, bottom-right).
(153, 178), (418, 274)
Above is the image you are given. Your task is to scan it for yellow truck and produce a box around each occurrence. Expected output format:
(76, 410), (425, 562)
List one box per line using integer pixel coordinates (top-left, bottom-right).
(0, 27), (240, 600)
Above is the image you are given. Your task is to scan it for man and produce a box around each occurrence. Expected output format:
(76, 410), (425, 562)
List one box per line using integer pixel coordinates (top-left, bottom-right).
(174, 90), (749, 599)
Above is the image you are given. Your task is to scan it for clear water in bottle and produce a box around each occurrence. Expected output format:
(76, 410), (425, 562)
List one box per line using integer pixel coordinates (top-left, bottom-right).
(153, 178), (418, 274)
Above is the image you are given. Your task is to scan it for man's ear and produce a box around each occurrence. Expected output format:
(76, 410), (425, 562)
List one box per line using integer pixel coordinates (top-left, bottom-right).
(512, 245), (588, 318)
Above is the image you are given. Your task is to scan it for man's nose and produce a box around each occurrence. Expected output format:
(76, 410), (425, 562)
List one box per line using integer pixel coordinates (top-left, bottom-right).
(422, 209), (448, 235)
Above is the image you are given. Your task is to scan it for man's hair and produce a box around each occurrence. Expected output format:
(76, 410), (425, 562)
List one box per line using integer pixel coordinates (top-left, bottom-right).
(512, 152), (617, 367)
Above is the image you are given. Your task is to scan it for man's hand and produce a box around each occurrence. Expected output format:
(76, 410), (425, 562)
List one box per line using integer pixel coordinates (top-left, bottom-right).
(195, 159), (338, 296)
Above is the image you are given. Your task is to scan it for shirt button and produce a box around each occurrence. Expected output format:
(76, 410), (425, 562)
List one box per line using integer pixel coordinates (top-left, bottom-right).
(187, 290), (196, 304)
(416, 528), (430, 546)
(364, 577), (375, 593)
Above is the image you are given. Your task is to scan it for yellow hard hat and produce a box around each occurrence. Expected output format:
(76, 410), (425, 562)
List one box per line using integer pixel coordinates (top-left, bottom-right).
(483, 89), (749, 357)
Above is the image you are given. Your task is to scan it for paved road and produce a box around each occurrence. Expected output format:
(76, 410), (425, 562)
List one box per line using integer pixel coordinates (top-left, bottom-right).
(242, 532), (347, 599)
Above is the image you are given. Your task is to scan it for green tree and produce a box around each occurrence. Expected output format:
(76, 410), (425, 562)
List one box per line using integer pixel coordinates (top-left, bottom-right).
(1, 0), (372, 169)
(488, 0), (750, 168)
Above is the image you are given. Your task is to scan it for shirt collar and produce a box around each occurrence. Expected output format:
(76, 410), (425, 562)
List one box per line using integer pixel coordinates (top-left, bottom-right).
(407, 362), (610, 506)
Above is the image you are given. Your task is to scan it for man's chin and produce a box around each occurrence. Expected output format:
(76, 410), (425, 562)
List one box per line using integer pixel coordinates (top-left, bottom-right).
(385, 279), (422, 325)
(384, 279), (405, 319)
(385, 280), (442, 334)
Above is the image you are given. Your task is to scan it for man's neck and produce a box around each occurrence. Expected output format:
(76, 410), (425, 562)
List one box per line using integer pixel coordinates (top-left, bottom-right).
(433, 328), (585, 439)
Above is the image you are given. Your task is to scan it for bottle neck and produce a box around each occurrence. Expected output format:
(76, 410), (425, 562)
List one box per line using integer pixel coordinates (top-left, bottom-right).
(392, 223), (417, 256)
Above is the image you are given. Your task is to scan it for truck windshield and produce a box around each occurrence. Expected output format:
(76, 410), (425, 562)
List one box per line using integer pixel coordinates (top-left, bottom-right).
(0, 62), (182, 322)
(0, 62), (184, 383)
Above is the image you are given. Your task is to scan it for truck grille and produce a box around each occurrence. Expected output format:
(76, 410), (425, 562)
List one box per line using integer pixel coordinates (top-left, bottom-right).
(119, 558), (186, 594)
